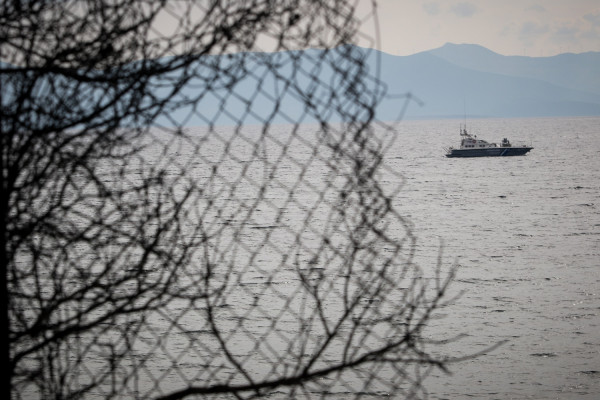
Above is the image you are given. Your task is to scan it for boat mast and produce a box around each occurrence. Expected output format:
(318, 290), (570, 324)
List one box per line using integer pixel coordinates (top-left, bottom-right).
(463, 98), (467, 135)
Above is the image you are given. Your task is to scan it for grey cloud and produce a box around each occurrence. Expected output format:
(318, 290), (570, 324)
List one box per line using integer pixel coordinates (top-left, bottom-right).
(584, 11), (600, 27)
(555, 26), (578, 38)
(518, 21), (549, 46)
(528, 4), (546, 13)
(551, 24), (581, 45)
(423, 2), (440, 16)
(519, 21), (549, 38)
(450, 2), (478, 18)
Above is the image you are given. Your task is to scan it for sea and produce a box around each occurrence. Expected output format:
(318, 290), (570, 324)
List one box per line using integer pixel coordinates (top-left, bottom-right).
(382, 116), (600, 399)
(152, 116), (599, 399)
(22, 116), (600, 400)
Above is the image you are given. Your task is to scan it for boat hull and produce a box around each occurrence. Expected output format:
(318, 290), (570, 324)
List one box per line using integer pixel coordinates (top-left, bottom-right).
(446, 146), (533, 158)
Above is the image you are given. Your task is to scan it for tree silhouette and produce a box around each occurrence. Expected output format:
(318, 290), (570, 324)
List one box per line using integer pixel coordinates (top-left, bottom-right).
(2, 1), (458, 399)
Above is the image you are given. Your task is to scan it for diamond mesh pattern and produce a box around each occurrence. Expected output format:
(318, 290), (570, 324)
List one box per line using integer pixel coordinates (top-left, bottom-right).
(3, 1), (455, 399)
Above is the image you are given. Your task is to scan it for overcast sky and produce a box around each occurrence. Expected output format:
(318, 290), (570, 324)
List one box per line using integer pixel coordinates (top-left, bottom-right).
(355, 0), (600, 56)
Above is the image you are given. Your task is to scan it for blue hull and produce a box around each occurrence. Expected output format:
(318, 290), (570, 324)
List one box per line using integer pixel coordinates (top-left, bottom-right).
(446, 147), (533, 158)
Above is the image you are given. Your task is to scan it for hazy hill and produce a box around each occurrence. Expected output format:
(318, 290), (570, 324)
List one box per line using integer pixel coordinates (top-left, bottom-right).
(378, 46), (600, 119)
(9, 42), (598, 128)
(152, 43), (600, 125)
(426, 43), (600, 97)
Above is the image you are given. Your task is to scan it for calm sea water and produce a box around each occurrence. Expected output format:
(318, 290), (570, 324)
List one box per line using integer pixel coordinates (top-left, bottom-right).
(150, 116), (598, 399)
(28, 117), (596, 400)
(144, 116), (598, 399)
(384, 117), (600, 399)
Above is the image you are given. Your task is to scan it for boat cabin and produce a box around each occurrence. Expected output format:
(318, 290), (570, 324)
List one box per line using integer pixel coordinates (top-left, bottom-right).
(459, 128), (497, 149)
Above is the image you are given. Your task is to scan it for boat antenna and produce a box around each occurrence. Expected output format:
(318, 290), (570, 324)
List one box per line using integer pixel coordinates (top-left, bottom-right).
(463, 98), (467, 131)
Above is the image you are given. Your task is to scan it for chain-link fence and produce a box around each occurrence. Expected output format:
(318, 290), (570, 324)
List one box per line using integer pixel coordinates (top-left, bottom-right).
(3, 2), (456, 399)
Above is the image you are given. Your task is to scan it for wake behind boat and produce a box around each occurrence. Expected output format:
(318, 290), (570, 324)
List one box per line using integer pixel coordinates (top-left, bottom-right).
(445, 126), (533, 158)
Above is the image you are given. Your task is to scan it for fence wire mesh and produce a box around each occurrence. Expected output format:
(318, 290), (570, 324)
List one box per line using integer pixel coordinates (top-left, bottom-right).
(2, 1), (455, 399)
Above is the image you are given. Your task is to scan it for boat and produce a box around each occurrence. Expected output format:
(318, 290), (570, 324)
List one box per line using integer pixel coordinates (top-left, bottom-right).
(445, 126), (533, 158)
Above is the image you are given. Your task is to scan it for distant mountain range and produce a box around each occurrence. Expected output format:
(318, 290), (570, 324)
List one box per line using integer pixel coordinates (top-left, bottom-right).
(389, 43), (600, 119)
(158, 43), (600, 125)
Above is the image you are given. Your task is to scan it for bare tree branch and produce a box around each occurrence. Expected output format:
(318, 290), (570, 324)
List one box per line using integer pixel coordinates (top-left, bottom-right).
(1, 1), (473, 399)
